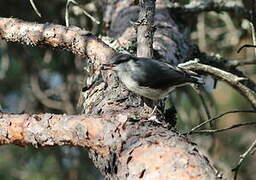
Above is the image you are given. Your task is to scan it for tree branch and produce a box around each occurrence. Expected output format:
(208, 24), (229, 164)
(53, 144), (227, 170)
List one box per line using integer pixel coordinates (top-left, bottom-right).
(179, 60), (256, 109)
(192, 49), (256, 93)
(0, 112), (220, 179)
(30, 73), (64, 111)
(29, 0), (41, 17)
(167, 0), (250, 20)
(232, 138), (256, 180)
(0, 3), (224, 178)
(191, 121), (256, 134)
(137, 0), (155, 57)
(187, 110), (256, 134)
(0, 112), (112, 151)
(0, 17), (114, 64)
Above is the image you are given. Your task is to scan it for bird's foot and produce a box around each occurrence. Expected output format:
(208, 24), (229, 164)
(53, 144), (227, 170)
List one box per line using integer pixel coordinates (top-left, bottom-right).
(141, 104), (163, 124)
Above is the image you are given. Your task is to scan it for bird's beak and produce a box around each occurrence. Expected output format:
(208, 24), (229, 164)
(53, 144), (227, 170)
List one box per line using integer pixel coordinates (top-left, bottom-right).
(101, 63), (116, 70)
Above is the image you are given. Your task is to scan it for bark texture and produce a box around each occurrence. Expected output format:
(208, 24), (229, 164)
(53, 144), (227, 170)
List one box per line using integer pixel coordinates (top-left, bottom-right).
(0, 0), (223, 179)
(0, 113), (220, 180)
(0, 17), (114, 63)
(107, 0), (190, 65)
(136, 0), (155, 57)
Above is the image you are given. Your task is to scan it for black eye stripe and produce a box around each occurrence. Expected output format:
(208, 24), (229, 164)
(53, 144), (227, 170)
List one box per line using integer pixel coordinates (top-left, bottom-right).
(113, 58), (130, 64)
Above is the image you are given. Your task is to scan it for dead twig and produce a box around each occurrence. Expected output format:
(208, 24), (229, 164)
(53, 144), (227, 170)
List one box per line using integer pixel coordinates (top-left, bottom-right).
(191, 121), (256, 134)
(179, 60), (256, 109)
(29, 0), (41, 17)
(30, 73), (64, 111)
(185, 109), (256, 134)
(232, 139), (256, 180)
(237, 44), (256, 54)
(65, 0), (99, 27)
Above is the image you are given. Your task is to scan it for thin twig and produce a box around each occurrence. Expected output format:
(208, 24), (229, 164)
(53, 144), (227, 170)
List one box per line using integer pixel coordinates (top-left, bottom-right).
(198, 93), (213, 128)
(80, 7), (100, 25)
(232, 139), (256, 180)
(65, 0), (99, 27)
(185, 110), (256, 134)
(0, 41), (9, 79)
(237, 44), (256, 53)
(230, 2), (256, 179)
(65, 0), (70, 27)
(30, 73), (64, 111)
(197, 13), (207, 51)
(250, 22), (256, 56)
(29, 0), (42, 17)
(198, 93), (211, 120)
(191, 121), (256, 134)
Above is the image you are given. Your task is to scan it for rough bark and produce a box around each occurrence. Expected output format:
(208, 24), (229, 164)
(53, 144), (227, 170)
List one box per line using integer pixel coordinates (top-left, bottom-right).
(107, 0), (190, 65)
(82, 0), (222, 179)
(136, 0), (155, 57)
(0, 0), (223, 179)
(0, 17), (114, 64)
(0, 112), (220, 180)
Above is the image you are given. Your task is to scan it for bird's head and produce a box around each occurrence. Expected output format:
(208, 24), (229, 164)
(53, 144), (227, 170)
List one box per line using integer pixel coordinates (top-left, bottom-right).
(102, 53), (133, 70)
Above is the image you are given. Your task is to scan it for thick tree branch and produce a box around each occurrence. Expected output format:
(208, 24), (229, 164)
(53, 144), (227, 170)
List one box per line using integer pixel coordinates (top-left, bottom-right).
(0, 112), (221, 179)
(0, 112), (114, 152)
(79, 1), (222, 178)
(0, 17), (114, 64)
(0, 2), (223, 178)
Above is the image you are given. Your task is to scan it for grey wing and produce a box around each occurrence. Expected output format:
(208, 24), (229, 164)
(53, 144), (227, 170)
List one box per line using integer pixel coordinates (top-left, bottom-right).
(131, 58), (201, 89)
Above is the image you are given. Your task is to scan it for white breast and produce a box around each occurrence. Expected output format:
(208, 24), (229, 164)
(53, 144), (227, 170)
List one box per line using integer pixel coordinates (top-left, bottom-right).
(113, 62), (173, 100)
(117, 70), (172, 99)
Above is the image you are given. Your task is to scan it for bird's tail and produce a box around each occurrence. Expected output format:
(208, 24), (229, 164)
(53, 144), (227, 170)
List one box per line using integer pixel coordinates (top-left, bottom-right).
(183, 69), (204, 85)
(189, 74), (215, 93)
(183, 69), (215, 92)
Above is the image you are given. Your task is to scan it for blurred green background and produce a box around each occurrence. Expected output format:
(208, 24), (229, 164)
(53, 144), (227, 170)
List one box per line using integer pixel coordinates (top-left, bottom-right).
(0, 0), (255, 180)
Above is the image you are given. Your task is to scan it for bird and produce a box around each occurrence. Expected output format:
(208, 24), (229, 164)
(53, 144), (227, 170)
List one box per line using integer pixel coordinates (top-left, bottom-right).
(103, 53), (203, 100)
